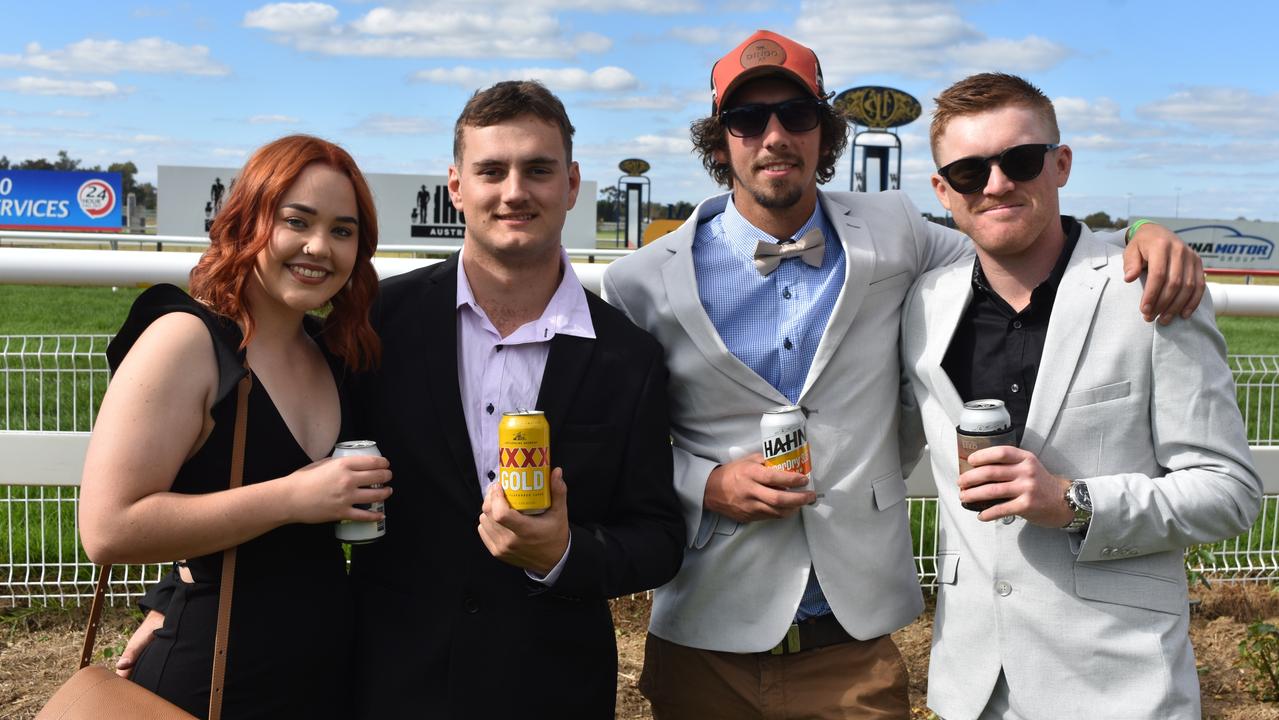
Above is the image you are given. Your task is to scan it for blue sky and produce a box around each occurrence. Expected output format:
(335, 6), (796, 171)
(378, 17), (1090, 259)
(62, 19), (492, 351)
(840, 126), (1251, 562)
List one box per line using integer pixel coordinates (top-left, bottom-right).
(2, 1), (1277, 223)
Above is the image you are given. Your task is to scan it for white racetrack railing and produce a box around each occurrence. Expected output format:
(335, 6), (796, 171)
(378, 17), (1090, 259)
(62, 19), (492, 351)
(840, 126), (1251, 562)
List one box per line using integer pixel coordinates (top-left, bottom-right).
(4, 245), (1279, 603)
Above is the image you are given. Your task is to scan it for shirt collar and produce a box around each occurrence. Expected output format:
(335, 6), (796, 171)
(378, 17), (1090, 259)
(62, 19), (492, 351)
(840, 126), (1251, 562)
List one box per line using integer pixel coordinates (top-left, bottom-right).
(455, 246), (596, 344)
(720, 195), (828, 260)
(972, 215), (1082, 299)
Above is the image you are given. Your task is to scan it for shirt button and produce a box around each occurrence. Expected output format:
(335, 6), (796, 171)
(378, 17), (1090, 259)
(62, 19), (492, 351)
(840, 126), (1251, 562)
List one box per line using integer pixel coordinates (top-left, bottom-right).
(1001, 515), (1015, 525)
(485, 403), (494, 415)
(784, 338), (793, 350)
(1012, 320), (1022, 329)
(782, 287), (792, 299)
(995, 580), (1013, 596)
(1010, 384), (1020, 393)
(487, 470), (496, 480)
(463, 596), (480, 614)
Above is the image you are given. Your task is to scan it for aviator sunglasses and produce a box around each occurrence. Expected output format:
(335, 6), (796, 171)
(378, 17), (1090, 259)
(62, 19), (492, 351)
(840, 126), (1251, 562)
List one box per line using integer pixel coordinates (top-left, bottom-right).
(936, 143), (1060, 194)
(719, 97), (823, 138)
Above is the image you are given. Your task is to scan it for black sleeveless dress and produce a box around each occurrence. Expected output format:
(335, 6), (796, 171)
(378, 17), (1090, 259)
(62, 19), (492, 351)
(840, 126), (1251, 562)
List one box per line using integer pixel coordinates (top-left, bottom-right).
(107, 284), (353, 719)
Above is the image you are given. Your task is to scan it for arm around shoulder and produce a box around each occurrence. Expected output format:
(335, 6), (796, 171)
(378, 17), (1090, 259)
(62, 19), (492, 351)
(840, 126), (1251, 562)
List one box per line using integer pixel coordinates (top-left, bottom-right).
(1076, 296), (1261, 560)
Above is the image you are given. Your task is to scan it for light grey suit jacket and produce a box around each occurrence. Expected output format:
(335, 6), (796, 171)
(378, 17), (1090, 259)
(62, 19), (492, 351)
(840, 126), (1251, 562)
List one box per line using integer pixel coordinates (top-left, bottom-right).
(901, 225), (1261, 719)
(602, 190), (969, 651)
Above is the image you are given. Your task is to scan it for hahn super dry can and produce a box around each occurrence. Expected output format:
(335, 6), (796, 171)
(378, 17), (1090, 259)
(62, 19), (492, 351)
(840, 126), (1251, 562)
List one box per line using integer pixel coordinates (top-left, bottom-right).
(499, 411), (551, 515)
(332, 440), (386, 544)
(957, 400), (1016, 512)
(761, 405), (814, 495)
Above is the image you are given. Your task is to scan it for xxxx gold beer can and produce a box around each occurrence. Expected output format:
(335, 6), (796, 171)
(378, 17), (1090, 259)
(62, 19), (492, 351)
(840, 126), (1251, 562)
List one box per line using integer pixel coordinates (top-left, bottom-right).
(957, 400), (1016, 512)
(499, 411), (551, 515)
(332, 440), (386, 544)
(761, 405), (814, 495)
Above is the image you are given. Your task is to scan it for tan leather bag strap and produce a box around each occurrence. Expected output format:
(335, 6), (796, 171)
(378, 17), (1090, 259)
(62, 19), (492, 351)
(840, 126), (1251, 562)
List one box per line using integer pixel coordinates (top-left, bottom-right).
(208, 370), (251, 720)
(78, 563), (113, 669)
(76, 369), (252, 717)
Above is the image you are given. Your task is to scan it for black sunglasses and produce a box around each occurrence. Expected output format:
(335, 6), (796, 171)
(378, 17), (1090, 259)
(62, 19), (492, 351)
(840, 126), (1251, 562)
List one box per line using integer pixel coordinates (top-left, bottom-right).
(719, 97), (823, 138)
(936, 143), (1060, 194)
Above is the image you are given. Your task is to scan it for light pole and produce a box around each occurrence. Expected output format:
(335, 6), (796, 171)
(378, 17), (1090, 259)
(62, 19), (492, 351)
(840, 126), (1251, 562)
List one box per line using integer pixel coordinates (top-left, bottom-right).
(1175, 187), (1181, 218)
(1126, 193), (1132, 220)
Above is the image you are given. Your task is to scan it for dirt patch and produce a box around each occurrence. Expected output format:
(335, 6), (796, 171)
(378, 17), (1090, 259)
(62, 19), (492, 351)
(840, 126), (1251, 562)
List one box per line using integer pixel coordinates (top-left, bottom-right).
(6, 586), (1279, 718)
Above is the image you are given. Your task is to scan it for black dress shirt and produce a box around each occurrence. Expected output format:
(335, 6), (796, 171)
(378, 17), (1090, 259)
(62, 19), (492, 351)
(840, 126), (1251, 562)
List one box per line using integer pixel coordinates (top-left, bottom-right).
(942, 216), (1082, 441)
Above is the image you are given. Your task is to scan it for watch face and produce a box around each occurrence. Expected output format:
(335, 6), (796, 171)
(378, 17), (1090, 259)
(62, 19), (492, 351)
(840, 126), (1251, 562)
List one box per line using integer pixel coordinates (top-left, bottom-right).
(1073, 482), (1092, 511)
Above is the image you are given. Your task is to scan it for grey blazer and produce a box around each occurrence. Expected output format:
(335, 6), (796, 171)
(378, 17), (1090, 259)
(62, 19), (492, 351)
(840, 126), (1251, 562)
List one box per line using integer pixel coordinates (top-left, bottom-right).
(900, 225), (1261, 719)
(602, 189), (969, 651)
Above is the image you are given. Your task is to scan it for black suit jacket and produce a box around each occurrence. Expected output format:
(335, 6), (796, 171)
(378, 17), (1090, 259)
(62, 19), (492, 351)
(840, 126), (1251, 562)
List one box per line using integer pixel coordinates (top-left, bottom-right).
(349, 255), (683, 719)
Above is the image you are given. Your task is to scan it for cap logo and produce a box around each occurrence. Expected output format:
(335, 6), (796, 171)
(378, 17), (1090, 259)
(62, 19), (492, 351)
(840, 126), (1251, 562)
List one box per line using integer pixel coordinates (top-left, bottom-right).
(740, 39), (786, 69)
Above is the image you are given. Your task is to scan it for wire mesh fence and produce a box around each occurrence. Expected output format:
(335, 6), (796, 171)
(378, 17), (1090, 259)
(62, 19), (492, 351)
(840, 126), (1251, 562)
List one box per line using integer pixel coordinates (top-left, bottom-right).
(2, 337), (1278, 603)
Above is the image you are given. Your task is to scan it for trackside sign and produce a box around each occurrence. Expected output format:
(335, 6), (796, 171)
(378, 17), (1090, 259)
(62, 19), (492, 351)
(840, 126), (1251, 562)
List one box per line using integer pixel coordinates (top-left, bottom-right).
(0, 170), (123, 232)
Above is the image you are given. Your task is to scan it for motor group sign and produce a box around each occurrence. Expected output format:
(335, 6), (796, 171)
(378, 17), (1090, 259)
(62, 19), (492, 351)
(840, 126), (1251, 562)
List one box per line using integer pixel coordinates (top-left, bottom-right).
(0, 170), (123, 232)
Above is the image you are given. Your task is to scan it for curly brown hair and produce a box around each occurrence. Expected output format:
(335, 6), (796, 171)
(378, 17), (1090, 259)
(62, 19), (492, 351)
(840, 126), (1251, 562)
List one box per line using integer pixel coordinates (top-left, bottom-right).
(690, 96), (849, 188)
(188, 135), (381, 371)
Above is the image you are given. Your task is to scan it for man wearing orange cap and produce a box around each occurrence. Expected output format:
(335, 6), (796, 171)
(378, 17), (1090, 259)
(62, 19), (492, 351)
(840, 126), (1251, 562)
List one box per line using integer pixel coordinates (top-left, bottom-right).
(602, 30), (1203, 718)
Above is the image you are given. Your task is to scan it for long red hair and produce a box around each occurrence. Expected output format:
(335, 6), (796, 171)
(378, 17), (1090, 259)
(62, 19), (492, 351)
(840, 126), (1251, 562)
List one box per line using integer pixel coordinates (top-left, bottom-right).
(188, 135), (381, 371)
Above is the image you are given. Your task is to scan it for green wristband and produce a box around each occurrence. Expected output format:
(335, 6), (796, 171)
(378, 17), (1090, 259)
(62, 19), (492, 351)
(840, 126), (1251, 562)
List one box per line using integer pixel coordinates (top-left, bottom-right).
(1126, 218), (1153, 244)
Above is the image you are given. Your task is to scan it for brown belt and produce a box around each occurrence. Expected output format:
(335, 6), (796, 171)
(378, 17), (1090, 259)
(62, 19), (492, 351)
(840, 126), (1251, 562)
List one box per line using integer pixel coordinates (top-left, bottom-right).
(766, 613), (852, 655)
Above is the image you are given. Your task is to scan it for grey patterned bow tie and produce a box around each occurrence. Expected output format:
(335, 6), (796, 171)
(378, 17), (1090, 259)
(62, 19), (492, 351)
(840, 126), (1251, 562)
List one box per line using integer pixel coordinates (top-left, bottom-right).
(753, 227), (825, 276)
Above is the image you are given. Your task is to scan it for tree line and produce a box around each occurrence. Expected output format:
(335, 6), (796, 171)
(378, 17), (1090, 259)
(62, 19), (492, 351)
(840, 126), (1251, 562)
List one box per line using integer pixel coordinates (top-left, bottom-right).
(0, 151), (157, 210)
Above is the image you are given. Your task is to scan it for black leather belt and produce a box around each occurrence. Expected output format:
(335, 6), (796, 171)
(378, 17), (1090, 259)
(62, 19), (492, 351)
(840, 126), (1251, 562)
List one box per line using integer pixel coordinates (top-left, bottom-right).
(766, 613), (852, 655)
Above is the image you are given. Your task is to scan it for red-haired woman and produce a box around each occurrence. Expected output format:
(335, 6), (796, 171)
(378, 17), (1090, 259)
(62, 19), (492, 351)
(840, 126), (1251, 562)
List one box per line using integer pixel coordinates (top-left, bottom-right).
(79, 135), (391, 719)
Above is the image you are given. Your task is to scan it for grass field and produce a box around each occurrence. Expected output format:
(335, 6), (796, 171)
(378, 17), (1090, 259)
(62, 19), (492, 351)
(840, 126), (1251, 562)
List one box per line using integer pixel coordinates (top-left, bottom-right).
(2, 279), (1279, 588)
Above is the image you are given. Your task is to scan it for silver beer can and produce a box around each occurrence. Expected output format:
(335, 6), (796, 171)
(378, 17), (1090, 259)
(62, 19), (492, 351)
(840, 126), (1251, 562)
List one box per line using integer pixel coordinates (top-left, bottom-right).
(760, 405), (814, 496)
(956, 400), (1016, 512)
(332, 440), (386, 544)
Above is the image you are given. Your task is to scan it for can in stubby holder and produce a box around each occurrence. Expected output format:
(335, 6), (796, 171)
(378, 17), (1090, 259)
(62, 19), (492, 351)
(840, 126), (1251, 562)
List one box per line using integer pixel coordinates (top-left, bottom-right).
(760, 405), (814, 496)
(956, 400), (1016, 512)
(499, 411), (551, 515)
(332, 440), (386, 544)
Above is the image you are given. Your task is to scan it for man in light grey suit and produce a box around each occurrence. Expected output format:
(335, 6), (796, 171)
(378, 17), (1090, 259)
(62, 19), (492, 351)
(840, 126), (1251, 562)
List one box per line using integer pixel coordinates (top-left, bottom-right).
(901, 72), (1261, 719)
(603, 30), (1205, 720)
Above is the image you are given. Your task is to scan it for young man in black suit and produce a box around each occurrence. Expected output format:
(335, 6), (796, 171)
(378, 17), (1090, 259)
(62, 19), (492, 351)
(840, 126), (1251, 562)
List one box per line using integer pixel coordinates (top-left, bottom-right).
(117, 81), (683, 718)
(347, 80), (683, 718)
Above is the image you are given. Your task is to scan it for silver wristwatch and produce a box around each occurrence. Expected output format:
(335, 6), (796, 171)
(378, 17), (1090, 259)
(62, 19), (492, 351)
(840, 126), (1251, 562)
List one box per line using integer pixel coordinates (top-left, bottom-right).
(1063, 480), (1092, 532)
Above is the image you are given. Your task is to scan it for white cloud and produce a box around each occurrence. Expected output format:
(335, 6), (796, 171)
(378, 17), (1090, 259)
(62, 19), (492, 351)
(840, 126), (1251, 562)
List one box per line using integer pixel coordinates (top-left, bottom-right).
(1137, 87), (1279, 138)
(0, 76), (127, 97)
(794, 0), (1071, 83)
(244, 2), (618, 59)
(667, 26), (730, 45)
(0, 38), (229, 76)
(415, 66), (638, 92)
(248, 114), (301, 124)
(244, 3), (339, 33)
(212, 147), (249, 158)
(350, 113), (442, 135)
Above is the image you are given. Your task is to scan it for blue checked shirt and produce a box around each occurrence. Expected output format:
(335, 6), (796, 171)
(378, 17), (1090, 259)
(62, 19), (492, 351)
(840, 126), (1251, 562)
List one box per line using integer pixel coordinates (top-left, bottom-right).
(692, 197), (844, 621)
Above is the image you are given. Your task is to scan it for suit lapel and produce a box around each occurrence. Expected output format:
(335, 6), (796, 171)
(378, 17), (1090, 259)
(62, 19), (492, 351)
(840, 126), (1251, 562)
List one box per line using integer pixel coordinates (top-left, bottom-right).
(925, 263), (975, 429)
(417, 255), (483, 501)
(1020, 230), (1109, 456)
(800, 194), (875, 396)
(660, 197), (787, 404)
(536, 332), (593, 445)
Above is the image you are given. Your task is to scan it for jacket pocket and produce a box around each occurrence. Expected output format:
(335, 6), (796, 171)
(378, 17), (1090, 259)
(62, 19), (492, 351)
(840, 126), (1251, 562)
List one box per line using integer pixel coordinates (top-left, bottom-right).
(872, 471), (907, 510)
(1074, 561), (1184, 615)
(1064, 380), (1131, 409)
(936, 552), (960, 585)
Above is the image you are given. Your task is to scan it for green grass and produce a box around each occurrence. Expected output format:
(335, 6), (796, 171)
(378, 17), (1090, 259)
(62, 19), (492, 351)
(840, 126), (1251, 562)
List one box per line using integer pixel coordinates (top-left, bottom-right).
(3, 282), (1279, 585)
(0, 285), (145, 335)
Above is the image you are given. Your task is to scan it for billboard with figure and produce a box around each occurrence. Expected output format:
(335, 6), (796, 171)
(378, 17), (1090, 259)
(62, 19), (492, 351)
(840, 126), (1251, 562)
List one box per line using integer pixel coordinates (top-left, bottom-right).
(159, 165), (598, 248)
(0, 169), (122, 232)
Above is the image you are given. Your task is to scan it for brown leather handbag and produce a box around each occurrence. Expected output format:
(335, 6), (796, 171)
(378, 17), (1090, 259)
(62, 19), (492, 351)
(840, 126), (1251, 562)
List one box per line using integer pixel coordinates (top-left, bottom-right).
(36, 373), (252, 720)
